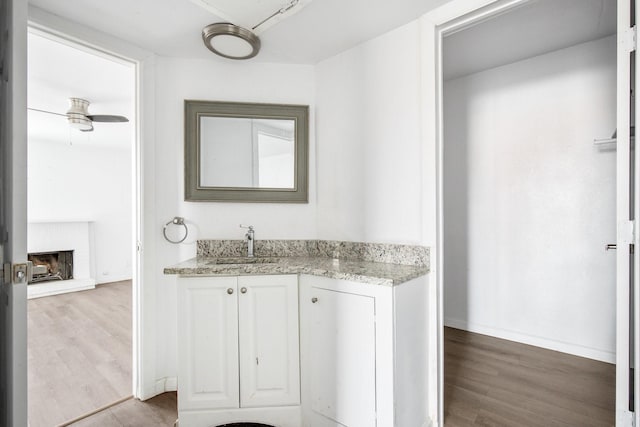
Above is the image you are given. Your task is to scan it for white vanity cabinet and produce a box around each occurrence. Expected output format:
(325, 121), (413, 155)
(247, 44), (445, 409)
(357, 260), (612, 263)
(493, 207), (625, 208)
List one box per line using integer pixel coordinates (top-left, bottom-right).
(237, 275), (300, 408)
(178, 276), (239, 411)
(299, 274), (430, 427)
(177, 274), (301, 427)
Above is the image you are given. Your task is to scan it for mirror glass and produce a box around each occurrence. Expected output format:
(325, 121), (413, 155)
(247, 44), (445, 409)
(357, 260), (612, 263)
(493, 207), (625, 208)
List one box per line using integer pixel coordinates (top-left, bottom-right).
(199, 117), (295, 189)
(185, 100), (309, 203)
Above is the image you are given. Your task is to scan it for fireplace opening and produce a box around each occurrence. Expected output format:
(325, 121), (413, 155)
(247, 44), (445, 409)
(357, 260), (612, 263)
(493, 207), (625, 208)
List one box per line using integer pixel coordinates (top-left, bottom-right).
(28, 250), (74, 284)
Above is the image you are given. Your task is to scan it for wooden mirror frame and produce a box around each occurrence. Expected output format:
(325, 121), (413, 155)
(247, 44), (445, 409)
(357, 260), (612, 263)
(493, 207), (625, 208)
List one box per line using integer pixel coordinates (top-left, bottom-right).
(185, 100), (309, 203)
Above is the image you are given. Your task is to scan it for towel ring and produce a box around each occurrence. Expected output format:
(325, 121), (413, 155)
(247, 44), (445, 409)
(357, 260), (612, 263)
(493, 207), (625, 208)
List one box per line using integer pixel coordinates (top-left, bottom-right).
(163, 217), (188, 244)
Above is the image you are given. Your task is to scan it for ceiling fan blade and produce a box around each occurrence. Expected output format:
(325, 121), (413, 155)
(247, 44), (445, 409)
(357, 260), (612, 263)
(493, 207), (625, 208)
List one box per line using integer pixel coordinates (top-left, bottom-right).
(27, 107), (68, 117)
(87, 114), (129, 123)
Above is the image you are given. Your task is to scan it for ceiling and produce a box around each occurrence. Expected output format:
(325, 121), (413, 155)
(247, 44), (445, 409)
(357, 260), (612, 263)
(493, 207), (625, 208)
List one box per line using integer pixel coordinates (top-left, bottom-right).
(443, 0), (616, 81)
(28, 0), (450, 64)
(27, 0), (618, 147)
(27, 0), (447, 150)
(28, 31), (135, 148)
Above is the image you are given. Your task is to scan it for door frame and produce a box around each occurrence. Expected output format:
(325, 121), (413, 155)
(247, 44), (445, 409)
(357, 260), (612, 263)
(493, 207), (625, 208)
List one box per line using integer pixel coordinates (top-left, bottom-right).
(27, 8), (158, 399)
(25, 24), (143, 397)
(617, 1), (637, 424)
(429, 0), (636, 425)
(420, 0), (626, 425)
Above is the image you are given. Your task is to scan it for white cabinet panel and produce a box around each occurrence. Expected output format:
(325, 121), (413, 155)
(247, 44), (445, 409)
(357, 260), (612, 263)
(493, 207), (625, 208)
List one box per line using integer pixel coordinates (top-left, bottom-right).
(309, 287), (376, 427)
(301, 275), (429, 427)
(177, 274), (302, 425)
(239, 275), (300, 408)
(178, 276), (239, 411)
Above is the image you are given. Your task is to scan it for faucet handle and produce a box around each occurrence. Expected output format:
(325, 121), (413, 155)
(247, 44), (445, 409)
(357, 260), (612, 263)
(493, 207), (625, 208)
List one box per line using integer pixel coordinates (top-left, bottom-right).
(239, 224), (254, 231)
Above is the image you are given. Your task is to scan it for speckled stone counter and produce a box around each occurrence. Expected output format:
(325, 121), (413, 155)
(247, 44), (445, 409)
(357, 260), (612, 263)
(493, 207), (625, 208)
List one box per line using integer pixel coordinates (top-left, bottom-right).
(164, 240), (429, 286)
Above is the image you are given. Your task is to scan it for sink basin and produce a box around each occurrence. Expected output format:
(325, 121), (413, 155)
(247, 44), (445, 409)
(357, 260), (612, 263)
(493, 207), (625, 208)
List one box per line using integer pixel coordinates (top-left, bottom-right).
(215, 257), (279, 265)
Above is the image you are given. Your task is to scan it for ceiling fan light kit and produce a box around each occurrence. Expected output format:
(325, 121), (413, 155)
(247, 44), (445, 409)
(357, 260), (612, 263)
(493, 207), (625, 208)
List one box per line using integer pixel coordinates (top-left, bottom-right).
(66, 98), (94, 131)
(68, 116), (94, 132)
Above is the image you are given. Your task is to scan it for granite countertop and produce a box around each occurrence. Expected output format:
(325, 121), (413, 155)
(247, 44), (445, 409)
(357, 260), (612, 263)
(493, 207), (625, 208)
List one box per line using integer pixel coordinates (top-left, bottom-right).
(163, 256), (429, 287)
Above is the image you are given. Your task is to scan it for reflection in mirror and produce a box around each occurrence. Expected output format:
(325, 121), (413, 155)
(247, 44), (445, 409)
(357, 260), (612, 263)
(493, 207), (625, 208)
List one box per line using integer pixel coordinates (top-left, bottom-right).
(200, 117), (295, 189)
(184, 100), (308, 203)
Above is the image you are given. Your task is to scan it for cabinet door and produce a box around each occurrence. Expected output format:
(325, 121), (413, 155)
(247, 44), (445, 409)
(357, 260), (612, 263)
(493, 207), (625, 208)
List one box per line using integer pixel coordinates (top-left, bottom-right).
(238, 275), (300, 408)
(309, 287), (376, 427)
(177, 276), (239, 411)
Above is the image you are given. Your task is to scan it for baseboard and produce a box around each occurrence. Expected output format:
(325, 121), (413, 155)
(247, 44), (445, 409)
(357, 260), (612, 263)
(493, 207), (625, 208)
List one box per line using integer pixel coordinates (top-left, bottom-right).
(139, 384), (157, 401)
(96, 274), (133, 285)
(444, 317), (615, 364)
(154, 377), (178, 394)
(165, 376), (178, 391)
(27, 278), (96, 299)
(139, 376), (178, 401)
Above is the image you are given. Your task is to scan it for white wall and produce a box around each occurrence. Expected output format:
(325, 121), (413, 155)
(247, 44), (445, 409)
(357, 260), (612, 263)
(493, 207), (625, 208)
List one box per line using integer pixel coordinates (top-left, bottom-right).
(27, 141), (133, 284)
(153, 57), (316, 381)
(314, 20), (439, 422)
(315, 21), (425, 244)
(443, 36), (616, 362)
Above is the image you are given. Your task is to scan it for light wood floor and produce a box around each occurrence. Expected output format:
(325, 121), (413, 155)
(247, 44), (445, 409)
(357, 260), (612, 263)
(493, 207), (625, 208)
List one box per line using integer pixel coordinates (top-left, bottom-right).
(444, 327), (615, 426)
(28, 281), (133, 427)
(68, 392), (177, 426)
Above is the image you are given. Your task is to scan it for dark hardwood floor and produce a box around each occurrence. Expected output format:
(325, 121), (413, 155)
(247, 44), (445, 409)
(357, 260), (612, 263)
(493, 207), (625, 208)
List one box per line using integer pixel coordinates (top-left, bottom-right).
(28, 281), (134, 427)
(444, 327), (615, 426)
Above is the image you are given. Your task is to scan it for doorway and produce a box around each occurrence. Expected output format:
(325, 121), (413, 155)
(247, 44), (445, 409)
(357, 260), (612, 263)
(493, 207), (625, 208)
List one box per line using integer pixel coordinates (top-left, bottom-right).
(440, 0), (617, 424)
(26, 29), (138, 426)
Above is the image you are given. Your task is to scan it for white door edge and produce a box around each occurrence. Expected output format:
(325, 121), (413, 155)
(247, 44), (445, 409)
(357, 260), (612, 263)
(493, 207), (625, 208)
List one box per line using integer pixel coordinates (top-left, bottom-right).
(1, 0), (29, 425)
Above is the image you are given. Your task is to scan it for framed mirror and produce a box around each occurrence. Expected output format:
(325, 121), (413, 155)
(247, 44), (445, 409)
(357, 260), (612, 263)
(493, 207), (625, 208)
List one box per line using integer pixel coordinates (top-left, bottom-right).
(185, 100), (309, 202)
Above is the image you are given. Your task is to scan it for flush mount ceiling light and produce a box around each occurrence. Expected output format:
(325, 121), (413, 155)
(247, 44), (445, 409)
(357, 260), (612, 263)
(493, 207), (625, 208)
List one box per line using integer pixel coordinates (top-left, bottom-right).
(202, 23), (261, 60)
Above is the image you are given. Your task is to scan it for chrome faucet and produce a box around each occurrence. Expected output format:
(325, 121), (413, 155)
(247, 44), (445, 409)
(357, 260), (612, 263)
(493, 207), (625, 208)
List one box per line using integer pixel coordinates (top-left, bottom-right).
(240, 224), (255, 258)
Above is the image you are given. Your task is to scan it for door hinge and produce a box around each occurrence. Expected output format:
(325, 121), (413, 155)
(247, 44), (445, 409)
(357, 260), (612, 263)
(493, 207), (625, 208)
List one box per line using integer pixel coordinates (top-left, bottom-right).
(0, 30), (7, 83)
(622, 26), (637, 53)
(619, 220), (635, 244)
(137, 241), (142, 252)
(1, 263), (9, 285)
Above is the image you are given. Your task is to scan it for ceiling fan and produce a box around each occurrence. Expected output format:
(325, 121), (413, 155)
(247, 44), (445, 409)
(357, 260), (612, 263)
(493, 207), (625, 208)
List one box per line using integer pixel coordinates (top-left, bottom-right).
(28, 97), (129, 132)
